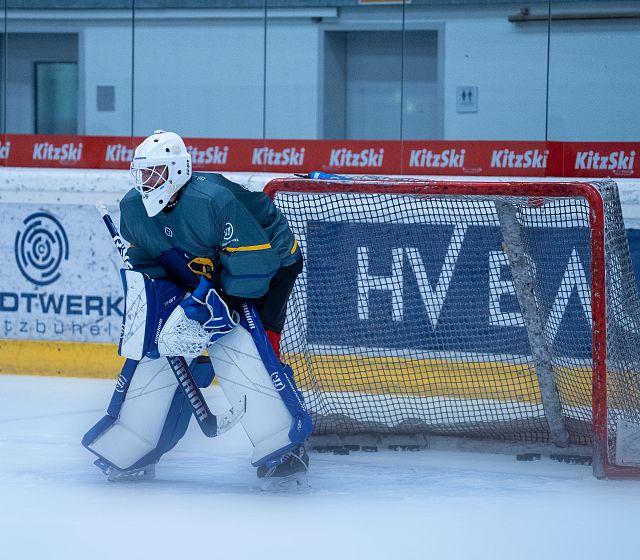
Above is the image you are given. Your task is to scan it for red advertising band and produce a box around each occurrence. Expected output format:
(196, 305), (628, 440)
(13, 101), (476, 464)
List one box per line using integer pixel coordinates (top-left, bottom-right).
(0, 134), (637, 178)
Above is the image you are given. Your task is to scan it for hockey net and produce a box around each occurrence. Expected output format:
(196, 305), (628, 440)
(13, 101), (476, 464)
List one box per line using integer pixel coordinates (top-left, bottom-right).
(265, 177), (640, 478)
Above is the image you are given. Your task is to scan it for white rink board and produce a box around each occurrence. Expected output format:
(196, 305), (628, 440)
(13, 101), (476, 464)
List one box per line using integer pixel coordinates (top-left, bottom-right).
(0, 203), (124, 343)
(0, 169), (282, 345)
(0, 167), (639, 347)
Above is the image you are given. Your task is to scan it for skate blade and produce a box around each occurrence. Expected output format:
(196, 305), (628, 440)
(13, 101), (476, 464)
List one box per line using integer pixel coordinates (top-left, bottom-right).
(260, 472), (309, 493)
(106, 464), (156, 482)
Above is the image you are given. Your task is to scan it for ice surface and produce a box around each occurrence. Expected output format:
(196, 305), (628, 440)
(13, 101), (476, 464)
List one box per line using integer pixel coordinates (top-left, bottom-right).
(1, 374), (640, 560)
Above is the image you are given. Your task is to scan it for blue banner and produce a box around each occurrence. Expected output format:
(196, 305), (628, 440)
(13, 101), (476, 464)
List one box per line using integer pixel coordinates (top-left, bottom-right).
(306, 221), (593, 358)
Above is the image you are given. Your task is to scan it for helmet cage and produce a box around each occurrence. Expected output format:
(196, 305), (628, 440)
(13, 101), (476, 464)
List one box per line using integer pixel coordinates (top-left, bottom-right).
(130, 162), (170, 194)
(130, 157), (191, 217)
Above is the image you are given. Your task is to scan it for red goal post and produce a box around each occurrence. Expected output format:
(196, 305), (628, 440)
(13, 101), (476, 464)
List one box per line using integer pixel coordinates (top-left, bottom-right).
(265, 176), (640, 479)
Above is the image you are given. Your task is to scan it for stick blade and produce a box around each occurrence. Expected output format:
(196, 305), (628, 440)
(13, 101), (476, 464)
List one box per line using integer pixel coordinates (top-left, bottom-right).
(215, 395), (247, 436)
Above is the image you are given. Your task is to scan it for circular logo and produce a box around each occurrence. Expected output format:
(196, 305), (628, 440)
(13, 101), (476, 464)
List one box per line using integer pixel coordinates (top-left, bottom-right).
(223, 222), (234, 241)
(165, 227), (173, 237)
(15, 212), (69, 286)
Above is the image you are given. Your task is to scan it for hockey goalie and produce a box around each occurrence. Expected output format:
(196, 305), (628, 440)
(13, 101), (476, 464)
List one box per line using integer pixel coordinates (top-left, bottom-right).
(82, 130), (312, 490)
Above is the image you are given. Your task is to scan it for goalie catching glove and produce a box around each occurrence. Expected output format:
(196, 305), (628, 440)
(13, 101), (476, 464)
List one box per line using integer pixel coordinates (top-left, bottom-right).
(157, 276), (239, 357)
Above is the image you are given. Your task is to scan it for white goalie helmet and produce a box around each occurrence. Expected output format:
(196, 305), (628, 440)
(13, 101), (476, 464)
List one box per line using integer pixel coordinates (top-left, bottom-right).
(130, 130), (192, 217)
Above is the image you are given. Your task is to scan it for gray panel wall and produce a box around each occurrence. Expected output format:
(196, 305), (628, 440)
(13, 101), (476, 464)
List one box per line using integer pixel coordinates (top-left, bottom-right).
(1, 3), (639, 141)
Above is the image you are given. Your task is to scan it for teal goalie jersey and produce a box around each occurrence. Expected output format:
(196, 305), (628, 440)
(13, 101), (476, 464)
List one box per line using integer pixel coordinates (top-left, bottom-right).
(120, 172), (301, 298)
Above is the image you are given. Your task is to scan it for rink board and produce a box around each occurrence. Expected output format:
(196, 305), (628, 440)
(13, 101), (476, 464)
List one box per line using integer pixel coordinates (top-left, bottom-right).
(0, 340), (123, 378)
(0, 338), (593, 410)
(0, 196), (602, 407)
(0, 180), (634, 412)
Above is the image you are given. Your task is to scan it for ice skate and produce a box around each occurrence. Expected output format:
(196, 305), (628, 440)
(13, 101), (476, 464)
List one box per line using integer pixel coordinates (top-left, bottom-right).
(257, 445), (310, 492)
(95, 459), (157, 482)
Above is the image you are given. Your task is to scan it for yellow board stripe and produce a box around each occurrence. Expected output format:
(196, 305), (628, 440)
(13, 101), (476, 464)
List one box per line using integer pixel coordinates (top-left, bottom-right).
(0, 340), (125, 378)
(283, 353), (593, 408)
(0, 340), (592, 409)
(223, 243), (272, 252)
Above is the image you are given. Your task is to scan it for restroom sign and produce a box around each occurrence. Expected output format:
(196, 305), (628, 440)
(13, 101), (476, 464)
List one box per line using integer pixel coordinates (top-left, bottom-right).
(457, 86), (478, 113)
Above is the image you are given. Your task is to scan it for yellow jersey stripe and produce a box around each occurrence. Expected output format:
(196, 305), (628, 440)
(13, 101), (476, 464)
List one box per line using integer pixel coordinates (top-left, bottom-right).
(223, 243), (272, 252)
(291, 239), (298, 254)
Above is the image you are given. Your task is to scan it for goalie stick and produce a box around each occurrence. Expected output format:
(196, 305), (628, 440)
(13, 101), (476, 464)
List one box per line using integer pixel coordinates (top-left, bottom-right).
(97, 203), (245, 438)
